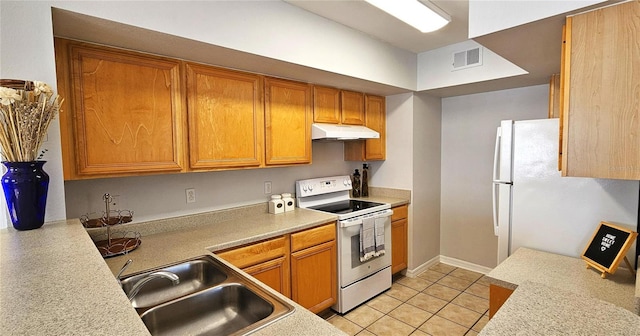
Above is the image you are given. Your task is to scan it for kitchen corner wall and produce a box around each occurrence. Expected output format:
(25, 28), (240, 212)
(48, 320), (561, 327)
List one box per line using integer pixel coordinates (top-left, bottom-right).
(369, 92), (442, 271)
(440, 84), (549, 268)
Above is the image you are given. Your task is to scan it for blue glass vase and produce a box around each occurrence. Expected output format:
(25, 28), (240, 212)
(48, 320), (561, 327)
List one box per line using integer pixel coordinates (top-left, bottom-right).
(1, 161), (49, 231)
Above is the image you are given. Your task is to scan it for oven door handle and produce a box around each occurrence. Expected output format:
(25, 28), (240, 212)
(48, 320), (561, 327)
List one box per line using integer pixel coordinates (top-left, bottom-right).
(339, 209), (394, 228)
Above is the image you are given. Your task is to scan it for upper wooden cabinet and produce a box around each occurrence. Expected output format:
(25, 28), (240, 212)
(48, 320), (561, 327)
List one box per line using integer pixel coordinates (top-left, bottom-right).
(313, 86), (340, 124)
(548, 73), (561, 119)
(313, 86), (365, 126)
(185, 63), (264, 169)
(55, 38), (185, 179)
(344, 95), (386, 161)
(340, 90), (365, 125)
(561, 1), (640, 179)
(265, 78), (313, 166)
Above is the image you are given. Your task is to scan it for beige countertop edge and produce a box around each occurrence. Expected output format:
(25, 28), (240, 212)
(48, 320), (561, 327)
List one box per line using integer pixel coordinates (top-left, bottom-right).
(480, 281), (640, 335)
(0, 219), (151, 336)
(486, 247), (637, 314)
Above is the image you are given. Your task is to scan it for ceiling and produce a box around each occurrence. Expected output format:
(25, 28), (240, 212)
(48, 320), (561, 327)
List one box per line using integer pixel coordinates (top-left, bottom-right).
(284, 0), (470, 54)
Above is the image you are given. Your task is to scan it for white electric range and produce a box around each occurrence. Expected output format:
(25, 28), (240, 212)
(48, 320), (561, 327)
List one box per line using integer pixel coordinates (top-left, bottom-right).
(296, 175), (393, 314)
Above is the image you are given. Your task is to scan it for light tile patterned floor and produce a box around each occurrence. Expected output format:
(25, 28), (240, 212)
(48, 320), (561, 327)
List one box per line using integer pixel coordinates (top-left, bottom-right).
(323, 263), (489, 336)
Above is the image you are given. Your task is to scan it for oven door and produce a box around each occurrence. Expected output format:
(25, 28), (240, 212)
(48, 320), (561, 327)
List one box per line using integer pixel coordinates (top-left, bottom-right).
(338, 209), (393, 287)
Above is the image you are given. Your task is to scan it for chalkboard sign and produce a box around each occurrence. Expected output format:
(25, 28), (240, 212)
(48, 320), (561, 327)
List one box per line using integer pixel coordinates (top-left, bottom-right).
(581, 221), (637, 278)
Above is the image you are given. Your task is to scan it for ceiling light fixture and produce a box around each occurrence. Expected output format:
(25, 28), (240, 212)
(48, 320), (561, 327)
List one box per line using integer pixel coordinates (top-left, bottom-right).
(365, 0), (451, 33)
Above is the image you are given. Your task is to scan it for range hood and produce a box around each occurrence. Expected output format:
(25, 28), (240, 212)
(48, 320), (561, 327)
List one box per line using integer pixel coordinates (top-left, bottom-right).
(312, 123), (379, 140)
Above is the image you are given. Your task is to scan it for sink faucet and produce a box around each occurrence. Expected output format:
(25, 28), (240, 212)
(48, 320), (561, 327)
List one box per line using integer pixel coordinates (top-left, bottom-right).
(127, 271), (180, 301)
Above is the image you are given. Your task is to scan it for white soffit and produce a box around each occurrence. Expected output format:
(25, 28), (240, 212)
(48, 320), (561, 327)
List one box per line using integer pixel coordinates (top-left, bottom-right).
(417, 40), (527, 92)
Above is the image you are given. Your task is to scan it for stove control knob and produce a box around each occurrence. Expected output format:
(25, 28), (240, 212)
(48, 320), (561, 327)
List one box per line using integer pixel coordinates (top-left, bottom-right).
(302, 184), (308, 192)
(343, 179), (348, 186)
(308, 184), (314, 192)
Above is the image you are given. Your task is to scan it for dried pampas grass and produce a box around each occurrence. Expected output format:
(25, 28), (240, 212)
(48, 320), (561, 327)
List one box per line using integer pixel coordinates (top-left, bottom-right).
(0, 80), (62, 162)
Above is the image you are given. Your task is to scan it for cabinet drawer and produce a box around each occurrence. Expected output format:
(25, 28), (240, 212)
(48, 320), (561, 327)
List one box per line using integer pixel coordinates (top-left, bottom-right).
(391, 205), (408, 221)
(291, 222), (336, 252)
(216, 236), (287, 269)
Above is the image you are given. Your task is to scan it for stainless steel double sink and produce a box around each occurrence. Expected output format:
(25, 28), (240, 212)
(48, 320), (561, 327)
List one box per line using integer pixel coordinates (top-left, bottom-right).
(119, 255), (295, 336)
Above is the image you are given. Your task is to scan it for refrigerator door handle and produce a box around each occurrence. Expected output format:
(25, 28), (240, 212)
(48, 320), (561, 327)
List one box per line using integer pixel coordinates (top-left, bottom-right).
(492, 127), (501, 182)
(493, 183), (500, 236)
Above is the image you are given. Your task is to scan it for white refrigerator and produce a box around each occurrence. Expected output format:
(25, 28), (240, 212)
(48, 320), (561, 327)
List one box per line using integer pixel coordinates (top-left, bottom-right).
(492, 119), (639, 264)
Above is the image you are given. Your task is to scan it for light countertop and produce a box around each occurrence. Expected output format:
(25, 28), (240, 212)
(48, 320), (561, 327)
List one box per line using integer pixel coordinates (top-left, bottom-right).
(480, 281), (640, 335)
(486, 247), (636, 312)
(1, 194), (409, 335)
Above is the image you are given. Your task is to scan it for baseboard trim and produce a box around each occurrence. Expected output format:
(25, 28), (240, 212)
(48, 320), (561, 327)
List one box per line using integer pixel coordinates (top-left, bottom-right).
(405, 255), (439, 278)
(439, 255), (493, 274)
(405, 255), (493, 277)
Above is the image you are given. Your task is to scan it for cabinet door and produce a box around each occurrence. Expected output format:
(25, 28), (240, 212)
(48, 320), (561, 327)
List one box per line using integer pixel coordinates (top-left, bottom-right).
(562, 1), (640, 179)
(313, 86), (340, 124)
(340, 90), (365, 125)
(291, 240), (337, 313)
(243, 256), (291, 298)
(265, 78), (312, 165)
(391, 218), (408, 274)
(344, 94), (386, 161)
(64, 39), (184, 176)
(364, 95), (386, 160)
(186, 63), (264, 169)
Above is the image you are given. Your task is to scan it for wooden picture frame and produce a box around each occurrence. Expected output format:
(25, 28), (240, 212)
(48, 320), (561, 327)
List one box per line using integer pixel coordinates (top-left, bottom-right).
(581, 221), (637, 278)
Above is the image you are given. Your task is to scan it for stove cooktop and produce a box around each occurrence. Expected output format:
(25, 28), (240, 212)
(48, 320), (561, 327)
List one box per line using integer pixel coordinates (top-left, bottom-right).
(308, 200), (384, 215)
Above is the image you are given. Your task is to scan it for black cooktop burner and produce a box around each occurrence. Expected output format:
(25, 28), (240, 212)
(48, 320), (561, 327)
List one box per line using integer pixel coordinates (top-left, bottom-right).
(308, 200), (384, 214)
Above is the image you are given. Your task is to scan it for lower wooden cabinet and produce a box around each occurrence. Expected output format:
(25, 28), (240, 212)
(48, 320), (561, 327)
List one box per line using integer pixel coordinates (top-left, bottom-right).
(291, 240), (337, 313)
(243, 256), (290, 297)
(215, 236), (291, 297)
(391, 205), (408, 274)
(489, 284), (514, 318)
(215, 222), (337, 313)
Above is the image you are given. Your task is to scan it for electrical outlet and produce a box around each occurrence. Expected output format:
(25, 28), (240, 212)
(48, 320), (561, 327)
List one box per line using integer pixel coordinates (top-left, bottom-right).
(264, 181), (272, 194)
(185, 188), (196, 203)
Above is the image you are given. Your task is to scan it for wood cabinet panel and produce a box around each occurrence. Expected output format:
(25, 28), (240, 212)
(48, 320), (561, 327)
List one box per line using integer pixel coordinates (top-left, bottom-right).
(344, 95), (386, 161)
(340, 90), (365, 125)
(59, 38), (185, 177)
(548, 73), (561, 119)
(265, 78), (312, 165)
(391, 205), (408, 222)
(290, 222), (336, 252)
(489, 284), (514, 318)
(242, 256), (291, 298)
(313, 86), (340, 124)
(391, 218), (408, 274)
(215, 236), (288, 269)
(562, 1), (640, 179)
(391, 204), (408, 275)
(185, 63), (264, 169)
(291, 240), (337, 313)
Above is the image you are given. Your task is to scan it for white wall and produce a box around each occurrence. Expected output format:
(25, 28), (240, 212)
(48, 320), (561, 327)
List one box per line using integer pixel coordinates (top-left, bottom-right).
(411, 92), (442, 269)
(440, 84), (548, 268)
(51, 1), (417, 90)
(65, 142), (354, 222)
(468, 0), (606, 38)
(368, 93), (414, 190)
(417, 40), (527, 91)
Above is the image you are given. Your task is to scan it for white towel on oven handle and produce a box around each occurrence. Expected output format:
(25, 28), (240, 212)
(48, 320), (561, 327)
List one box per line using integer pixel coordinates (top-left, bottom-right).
(360, 217), (376, 262)
(374, 216), (386, 256)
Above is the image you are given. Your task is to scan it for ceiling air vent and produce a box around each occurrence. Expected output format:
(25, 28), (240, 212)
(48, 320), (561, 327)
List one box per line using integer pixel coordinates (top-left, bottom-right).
(452, 47), (483, 71)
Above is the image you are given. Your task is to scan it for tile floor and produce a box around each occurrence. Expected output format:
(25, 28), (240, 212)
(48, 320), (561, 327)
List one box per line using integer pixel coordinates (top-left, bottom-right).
(323, 263), (490, 336)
